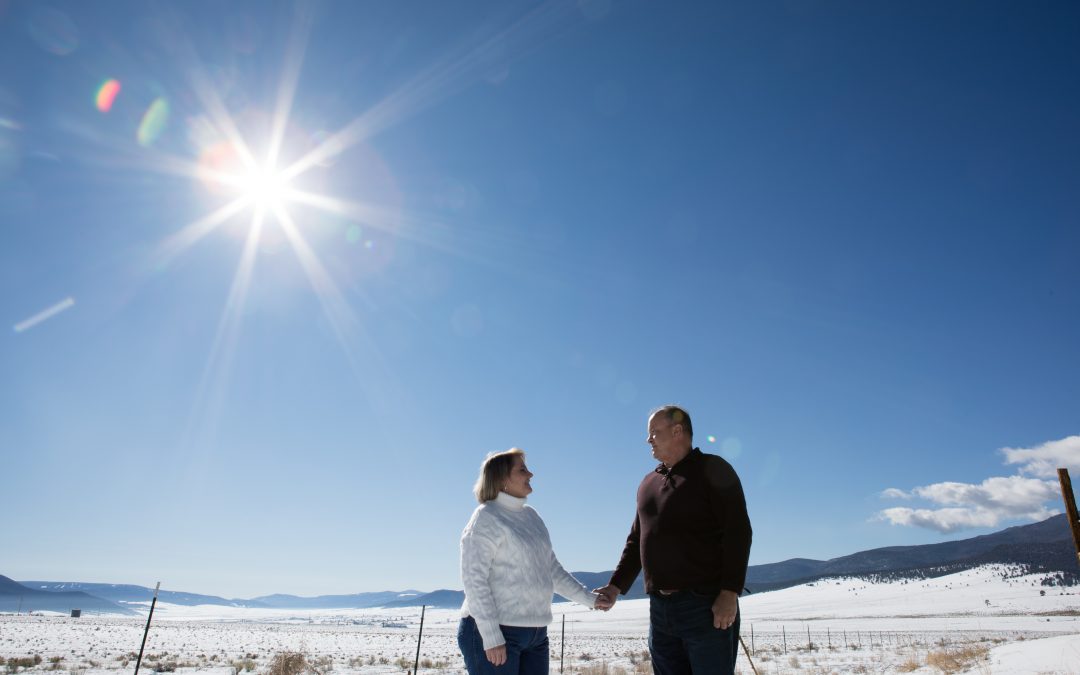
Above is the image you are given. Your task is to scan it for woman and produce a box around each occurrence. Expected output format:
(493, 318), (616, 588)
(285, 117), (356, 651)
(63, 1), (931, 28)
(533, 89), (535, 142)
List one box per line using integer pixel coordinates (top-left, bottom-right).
(457, 448), (600, 675)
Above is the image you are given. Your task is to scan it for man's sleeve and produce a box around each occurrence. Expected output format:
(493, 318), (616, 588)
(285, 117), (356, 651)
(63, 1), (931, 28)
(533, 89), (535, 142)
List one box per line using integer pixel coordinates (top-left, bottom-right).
(708, 458), (752, 594)
(607, 513), (642, 594)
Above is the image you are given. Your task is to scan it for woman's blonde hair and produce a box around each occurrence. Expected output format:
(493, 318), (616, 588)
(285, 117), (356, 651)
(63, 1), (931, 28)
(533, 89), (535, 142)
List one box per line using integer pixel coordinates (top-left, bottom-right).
(473, 447), (525, 503)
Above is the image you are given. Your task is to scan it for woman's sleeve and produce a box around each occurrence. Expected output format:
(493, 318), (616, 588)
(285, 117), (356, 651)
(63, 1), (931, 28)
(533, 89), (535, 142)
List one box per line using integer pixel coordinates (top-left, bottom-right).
(550, 549), (598, 608)
(533, 510), (595, 608)
(460, 512), (505, 649)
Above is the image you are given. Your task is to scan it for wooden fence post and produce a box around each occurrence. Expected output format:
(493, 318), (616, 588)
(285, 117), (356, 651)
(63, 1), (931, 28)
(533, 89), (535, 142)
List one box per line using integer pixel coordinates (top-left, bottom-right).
(1058, 469), (1080, 568)
(412, 605), (426, 675)
(560, 614), (565, 674)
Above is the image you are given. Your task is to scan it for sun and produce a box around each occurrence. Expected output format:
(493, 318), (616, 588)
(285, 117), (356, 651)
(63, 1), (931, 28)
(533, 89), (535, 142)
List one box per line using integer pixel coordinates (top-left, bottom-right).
(192, 140), (299, 217)
(236, 162), (289, 211)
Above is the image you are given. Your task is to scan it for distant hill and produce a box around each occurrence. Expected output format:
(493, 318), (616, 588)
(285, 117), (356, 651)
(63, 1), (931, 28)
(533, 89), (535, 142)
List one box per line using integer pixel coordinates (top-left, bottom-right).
(0, 575), (30, 595)
(14, 581), (417, 611)
(20, 582), (266, 608)
(744, 513), (1072, 591)
(832, 539), (1080, 588)
(0, 575), (135, 615)
(384, 589), (465, 609)
(13, 514), (1072, 611)
(253, 591), (423, 609)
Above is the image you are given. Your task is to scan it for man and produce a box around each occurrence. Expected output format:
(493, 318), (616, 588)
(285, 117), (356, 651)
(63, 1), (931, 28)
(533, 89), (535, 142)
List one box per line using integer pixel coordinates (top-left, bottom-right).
(595, 405), (752, 675)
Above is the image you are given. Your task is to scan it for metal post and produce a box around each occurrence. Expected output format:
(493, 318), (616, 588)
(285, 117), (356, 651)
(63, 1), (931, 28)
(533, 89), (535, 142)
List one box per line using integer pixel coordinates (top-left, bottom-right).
(827, 627), (831, 649)
(782, 626), (786, 654)
(412, 605), (426, 675)
(560, 614), (565, 674)
(1058, 469), (1080, 568)
(807, 625), (812, 652)
(750, 624), (755, 655)
(133, 582), (160, 675)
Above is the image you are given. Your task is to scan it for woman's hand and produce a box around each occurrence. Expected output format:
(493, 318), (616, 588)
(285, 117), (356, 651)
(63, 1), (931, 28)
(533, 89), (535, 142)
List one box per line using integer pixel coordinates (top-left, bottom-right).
(485, 645), (507, 666)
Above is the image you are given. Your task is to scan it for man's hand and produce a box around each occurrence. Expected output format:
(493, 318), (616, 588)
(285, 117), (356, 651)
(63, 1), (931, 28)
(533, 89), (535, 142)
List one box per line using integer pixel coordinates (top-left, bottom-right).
(593, 584), (620, 611)
(485, 645), (506, 666)
(711, 590), (738, 630)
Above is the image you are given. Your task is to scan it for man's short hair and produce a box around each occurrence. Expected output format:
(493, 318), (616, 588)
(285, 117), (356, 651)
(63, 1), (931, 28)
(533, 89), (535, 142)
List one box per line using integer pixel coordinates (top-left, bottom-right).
(652, 405), (693, 441)
(473, 447), (525, 503)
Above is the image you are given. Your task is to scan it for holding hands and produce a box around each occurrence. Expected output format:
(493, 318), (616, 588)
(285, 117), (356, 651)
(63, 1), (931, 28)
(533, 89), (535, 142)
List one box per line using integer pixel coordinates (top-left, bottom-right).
(593, 584), (619, 611)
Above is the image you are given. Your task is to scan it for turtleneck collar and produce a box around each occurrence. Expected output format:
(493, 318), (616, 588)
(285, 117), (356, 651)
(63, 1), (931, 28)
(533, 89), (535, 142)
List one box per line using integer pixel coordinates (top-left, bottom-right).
(493, 491), (527, 511)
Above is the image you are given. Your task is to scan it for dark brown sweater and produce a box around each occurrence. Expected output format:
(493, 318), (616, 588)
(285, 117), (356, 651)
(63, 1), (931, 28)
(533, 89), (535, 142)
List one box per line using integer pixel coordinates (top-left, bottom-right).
(609, 448), (752, 596)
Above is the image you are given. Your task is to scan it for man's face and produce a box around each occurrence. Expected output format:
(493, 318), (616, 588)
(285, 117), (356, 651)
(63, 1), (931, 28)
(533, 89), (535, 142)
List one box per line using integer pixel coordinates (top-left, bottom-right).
(647, 412), (682, 466)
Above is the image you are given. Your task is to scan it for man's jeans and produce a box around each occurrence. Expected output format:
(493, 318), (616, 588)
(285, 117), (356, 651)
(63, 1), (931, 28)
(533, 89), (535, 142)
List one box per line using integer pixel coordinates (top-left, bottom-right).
(457, 616), (549, 675)
(649, 591), (740, 675)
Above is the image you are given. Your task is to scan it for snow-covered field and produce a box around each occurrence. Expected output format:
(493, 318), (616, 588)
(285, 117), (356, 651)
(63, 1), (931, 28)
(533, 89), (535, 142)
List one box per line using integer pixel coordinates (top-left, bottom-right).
(2, 565), (1078, 674)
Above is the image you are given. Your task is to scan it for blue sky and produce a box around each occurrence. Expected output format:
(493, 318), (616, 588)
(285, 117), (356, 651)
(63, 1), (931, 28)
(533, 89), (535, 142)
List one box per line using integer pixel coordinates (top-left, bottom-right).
(2, 0), (1078, 599)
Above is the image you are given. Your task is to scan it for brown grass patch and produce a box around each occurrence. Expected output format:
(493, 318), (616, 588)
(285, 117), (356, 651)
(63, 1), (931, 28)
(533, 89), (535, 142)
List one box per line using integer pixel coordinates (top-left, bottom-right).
(267, 653), (309, 675)
(926, 644), (989, 674)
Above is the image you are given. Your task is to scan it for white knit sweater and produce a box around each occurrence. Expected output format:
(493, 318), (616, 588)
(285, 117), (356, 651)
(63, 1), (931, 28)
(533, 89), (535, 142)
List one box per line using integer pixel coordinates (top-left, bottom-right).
(460, 492), (596, 649)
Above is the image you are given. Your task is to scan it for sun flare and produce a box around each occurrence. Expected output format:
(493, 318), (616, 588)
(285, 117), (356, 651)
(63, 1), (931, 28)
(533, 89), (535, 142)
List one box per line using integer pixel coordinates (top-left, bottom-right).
(236, 162), (289, 211)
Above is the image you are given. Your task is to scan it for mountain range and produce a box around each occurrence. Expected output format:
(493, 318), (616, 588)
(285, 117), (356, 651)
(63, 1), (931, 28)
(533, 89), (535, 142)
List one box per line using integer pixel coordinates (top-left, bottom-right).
(0, 575), (137, 615)
(4, 514), (1075, 614)
(744, 512), (1075, 591)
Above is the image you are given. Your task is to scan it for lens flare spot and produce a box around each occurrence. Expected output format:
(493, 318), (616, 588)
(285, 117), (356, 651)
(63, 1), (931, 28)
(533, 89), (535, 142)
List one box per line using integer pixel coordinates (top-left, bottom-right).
(721, 437), (743, 459)
(346, 224), (362, 244)
(14, 297), (75, 333)
(195, 140), (244, 196)
(363, 239), (374, 249)
(137, 98), (170, 147)
(707, 435), (717, 443)
(95, 79), (121, 113)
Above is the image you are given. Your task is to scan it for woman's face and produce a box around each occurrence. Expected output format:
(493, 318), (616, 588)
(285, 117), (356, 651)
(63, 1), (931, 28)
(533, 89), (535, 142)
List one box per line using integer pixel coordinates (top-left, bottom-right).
(503, 455), (533, 498)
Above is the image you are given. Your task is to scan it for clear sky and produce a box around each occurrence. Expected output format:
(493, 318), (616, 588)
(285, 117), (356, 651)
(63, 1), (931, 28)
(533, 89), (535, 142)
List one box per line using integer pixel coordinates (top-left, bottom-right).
(2, 0), (1078, 600)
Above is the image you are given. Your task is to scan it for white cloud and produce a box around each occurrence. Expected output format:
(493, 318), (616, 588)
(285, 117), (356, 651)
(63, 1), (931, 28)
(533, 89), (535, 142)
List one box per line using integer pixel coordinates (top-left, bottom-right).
(911, 476), (1059, 513)
(880, 488), (911, 500)
(877, 507), (1011, 533)
(876, 436), (1074, 533)
(1001, 435), (1080, 479)
(876, 476), (1059, 533)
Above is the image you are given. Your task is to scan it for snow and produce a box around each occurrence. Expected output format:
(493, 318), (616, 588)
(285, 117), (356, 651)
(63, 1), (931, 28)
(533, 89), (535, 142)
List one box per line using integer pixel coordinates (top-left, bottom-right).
(2, 564), (1078, 674)
(984, 632), (1080, 674)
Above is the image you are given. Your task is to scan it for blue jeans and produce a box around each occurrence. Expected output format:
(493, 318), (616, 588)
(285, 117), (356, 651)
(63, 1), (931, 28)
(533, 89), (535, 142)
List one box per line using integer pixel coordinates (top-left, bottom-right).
(649, 591), (740, 675)
(457, 616), (549, 675)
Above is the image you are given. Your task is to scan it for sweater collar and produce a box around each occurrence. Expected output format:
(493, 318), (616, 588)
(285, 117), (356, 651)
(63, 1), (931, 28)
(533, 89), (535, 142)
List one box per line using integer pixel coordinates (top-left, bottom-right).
(494, 491), (527, 511)
(655, 447), (702, 476)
